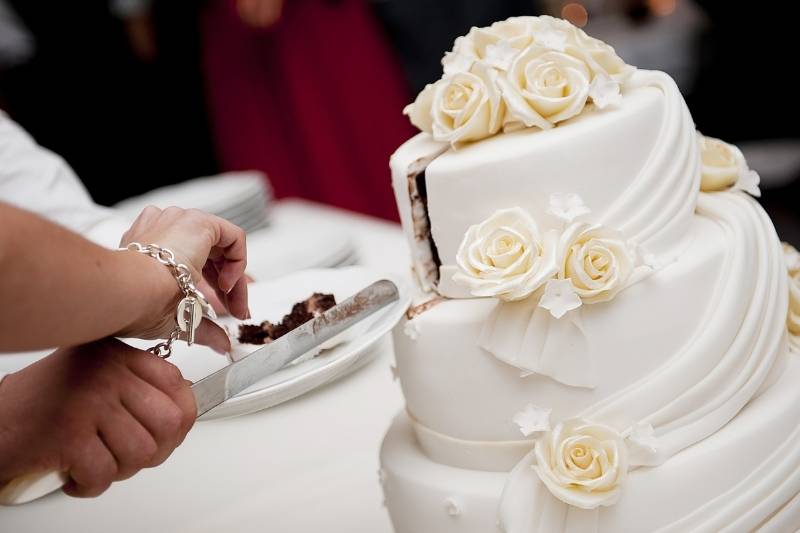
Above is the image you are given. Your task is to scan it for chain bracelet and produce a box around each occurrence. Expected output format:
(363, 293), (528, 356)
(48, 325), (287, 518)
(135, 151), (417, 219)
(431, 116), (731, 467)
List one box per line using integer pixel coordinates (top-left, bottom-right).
(124, 242), (211, 358)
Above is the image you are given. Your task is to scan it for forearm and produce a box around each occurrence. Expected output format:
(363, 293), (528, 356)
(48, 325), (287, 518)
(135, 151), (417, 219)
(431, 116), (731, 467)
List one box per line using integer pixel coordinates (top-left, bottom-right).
(0, 203), (177, 351)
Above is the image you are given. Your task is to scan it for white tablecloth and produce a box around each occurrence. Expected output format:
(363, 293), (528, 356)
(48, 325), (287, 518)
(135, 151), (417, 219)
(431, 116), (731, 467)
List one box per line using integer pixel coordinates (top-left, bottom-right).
(0, 200), (410, 533)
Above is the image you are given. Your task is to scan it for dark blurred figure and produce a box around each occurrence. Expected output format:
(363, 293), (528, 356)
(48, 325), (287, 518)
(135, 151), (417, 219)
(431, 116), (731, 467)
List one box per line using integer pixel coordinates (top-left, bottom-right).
(201, 0), (415, 221)
(0, 0), (217, 206)
(373, 0), (540, 94)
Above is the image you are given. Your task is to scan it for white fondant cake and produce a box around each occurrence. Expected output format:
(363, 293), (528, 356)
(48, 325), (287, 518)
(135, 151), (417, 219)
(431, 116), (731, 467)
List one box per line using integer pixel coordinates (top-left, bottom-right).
(381, 15), (800, 533)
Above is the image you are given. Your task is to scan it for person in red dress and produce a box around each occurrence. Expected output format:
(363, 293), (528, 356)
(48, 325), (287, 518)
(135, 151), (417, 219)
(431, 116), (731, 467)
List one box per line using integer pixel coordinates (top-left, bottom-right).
(201, 0), (417, 221)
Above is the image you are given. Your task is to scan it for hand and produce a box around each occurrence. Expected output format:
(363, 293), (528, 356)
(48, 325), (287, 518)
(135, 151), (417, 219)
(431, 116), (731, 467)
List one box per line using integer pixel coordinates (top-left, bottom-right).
(120, 206), (249, 354)
(236, 0), (284, 28)
(0, 339), (196, 498)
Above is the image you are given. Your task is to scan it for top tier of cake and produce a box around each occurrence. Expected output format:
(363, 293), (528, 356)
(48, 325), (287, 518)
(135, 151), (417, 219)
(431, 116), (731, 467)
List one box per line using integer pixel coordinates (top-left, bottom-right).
(390, 17), (699, 297)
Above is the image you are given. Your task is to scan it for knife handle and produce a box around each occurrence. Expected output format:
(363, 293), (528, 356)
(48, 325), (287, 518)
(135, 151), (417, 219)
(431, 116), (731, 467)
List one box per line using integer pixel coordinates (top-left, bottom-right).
(0, 470), (67, 505)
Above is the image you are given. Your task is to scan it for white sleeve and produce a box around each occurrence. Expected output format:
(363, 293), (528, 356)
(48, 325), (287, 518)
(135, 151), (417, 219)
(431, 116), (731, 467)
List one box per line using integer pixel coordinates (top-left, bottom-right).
(0, 111), (132, 249)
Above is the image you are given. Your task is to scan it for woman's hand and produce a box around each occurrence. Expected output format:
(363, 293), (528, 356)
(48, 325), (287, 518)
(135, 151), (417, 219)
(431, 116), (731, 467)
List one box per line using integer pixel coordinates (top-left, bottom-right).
(119, 206), (249, 355)
(0, 339), (196, 498)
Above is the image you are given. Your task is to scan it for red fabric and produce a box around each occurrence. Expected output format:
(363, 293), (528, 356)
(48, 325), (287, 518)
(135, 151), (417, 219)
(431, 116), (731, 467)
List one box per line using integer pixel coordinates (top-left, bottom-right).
(201, 0), (416, 221)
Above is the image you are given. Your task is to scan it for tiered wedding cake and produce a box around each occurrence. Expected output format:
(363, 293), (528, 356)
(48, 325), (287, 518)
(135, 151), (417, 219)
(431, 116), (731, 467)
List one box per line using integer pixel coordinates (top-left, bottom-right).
(380, 16), (800, 533)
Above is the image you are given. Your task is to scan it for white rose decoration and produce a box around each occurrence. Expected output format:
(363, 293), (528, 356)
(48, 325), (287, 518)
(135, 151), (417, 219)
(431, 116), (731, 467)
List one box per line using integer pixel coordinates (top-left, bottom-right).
(453, 207), (557, 301)
(570, 29), (634, 82)
(500, 45), (592, 130)
(404, 62), (504, 145)
(556, 222), (639, 304)
(405, 16), (634, 141)
(785, 243), (800, 336)
(698, 133), (761, 196)
(533, 418), (628, 509)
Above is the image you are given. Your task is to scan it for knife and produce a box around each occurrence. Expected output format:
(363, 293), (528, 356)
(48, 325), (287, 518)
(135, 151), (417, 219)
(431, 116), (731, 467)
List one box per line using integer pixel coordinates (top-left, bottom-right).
(0, 279), (400, 505)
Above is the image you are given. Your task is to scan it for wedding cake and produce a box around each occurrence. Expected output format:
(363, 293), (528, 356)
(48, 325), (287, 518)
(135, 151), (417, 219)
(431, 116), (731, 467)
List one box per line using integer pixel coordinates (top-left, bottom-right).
(379, 16), (800, 533)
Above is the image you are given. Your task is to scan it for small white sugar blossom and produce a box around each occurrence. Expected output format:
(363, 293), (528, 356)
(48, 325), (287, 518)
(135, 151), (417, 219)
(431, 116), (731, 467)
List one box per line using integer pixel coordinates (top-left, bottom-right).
(483, 39), (518, 71)
(589, 74), (623, 109)
(442, 50), (474, 75)
(735, 169), (761, 197)
(536, 28), (567, 51)
(626, 422), (659, 465)
(628, 422), (658, 453)
(512, 403), (552, 437)
(538, 278), (582, 318)
(547, 192), (591, 223)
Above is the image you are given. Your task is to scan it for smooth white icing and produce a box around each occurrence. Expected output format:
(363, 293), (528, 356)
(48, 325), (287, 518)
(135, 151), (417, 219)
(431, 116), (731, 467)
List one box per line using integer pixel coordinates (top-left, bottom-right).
(393, 218), (709, 445)
(390, 69), (699, 297)
(382, 343), (800, 532)
(387, 27), (796, 526)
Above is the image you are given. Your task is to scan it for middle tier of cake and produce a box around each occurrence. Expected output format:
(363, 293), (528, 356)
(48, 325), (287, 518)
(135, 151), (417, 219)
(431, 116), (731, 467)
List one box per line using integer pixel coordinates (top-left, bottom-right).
(392, 191), (788, 472)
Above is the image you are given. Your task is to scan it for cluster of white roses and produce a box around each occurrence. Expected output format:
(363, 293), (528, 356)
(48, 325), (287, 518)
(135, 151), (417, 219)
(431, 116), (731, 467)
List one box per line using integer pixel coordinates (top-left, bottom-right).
(453, 194), (651, 319)
(785, 243), (800, 344)
(404, 16), (634, 145)
(511, 404), (658, 509)
(697, 132), (761, 197)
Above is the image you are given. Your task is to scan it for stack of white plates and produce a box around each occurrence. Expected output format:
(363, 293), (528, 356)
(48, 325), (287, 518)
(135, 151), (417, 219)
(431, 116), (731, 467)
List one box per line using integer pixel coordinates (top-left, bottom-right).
(114, 171), (272, 233)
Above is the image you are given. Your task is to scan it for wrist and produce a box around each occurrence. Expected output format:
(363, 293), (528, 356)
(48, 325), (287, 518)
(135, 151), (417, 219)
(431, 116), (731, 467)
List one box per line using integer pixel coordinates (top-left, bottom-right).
(116, 249), (181, 338)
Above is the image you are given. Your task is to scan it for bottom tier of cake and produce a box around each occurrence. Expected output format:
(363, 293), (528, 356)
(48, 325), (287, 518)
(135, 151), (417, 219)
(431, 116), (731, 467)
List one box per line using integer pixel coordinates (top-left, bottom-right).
(381, 350), (800, 533)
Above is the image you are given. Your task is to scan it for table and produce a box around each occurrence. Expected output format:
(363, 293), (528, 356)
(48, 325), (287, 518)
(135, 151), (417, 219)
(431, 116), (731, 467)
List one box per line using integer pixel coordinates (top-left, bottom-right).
(0, 200), (410, 533)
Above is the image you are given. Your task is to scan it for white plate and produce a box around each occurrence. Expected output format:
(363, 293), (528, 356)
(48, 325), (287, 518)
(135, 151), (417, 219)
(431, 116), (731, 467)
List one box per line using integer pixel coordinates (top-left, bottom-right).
(129, 266), (409, 420)
(0, 268), (408, 421)
(245, 222), (355, 281)
(114, 172), (271, 217)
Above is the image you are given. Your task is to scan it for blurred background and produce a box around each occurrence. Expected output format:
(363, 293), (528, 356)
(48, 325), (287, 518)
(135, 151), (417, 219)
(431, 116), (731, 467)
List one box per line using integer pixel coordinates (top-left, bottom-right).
(0, 0), (797, 242)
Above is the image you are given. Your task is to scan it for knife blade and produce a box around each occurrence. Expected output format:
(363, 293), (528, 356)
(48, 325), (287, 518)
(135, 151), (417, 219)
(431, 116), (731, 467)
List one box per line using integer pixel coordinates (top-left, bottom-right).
(192, 278), (399, 417)
(0, 279), (400, 505)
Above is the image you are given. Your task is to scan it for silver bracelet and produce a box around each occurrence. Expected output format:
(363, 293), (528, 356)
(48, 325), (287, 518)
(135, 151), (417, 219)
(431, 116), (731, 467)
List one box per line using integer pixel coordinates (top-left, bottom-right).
(123, 242), (215, 358)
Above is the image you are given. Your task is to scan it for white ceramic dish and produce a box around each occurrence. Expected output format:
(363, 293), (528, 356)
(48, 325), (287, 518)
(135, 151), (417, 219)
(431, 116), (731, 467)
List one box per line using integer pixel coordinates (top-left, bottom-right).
(131, 266), (408, 419)
(114, 172), (271, 217)
(245, 224), (355, 281)
(0, 268), (406, 420)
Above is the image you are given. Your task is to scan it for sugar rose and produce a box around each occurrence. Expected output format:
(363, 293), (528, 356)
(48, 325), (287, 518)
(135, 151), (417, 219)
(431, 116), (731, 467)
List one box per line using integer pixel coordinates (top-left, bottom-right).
(453, 207), (557, 301)
(404, 62), (503, 145)
(697, 133), (760, 196)
(571, 29), (634, 81)
(785, 243), (800, 336)
(556, 222), (638, 304)
(500, 46), (592, 130)
(533, 419), (628, 509)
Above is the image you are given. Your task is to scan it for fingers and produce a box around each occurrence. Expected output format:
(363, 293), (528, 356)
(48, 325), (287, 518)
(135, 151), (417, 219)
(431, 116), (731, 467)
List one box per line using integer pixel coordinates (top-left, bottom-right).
(97, 405), (158, 481)
(200, 263), (229, 317)
(117, 374), (189, 468)
(204, 215), (248, 320)
(63, 435), (117, 498)
(124, 350), (196, 439)
(209, 216), (248, 295)
(226, 276), (250, 320)
(193, 318), (231, 356)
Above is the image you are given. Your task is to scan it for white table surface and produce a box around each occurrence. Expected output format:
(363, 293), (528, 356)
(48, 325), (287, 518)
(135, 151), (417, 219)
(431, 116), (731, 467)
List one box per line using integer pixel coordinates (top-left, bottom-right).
(0, 199), (410, 533)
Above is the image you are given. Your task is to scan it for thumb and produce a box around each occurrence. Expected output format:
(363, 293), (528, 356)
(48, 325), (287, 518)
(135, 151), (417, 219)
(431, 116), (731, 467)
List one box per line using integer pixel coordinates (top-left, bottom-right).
(194, 318), (231, 356)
